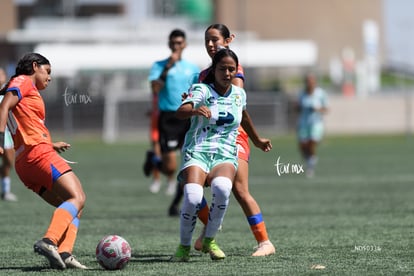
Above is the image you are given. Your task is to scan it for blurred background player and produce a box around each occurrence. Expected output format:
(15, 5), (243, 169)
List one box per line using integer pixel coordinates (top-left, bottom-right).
(143, 29), (199, 198)
(0, 67), (17, 202)
(296, 73), (328, 177)
(146, 92), (175, 194)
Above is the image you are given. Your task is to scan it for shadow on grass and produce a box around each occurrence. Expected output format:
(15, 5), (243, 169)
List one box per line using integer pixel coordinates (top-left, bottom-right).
(130, 253), (207, 263)
(0, 265), (106, 272)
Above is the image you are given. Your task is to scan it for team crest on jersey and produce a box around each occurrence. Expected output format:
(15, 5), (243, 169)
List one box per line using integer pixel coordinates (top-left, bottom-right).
(207, 96), (216, 104)
(234, 95), (242, 107)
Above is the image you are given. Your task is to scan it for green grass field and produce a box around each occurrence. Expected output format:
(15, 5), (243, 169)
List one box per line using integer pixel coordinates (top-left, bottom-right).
(0, 134), (413, 275)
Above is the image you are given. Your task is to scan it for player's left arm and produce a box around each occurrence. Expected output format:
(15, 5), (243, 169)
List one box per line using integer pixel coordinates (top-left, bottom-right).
(241, 110), (272, 152)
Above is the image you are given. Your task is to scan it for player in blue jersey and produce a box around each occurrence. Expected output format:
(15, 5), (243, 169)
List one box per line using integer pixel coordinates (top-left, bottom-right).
(297, 73), (328, 177)
(170, 49), (272, 262)
(144, 29), (200, 197)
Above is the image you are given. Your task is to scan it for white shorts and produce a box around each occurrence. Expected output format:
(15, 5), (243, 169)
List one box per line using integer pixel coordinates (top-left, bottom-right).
(4, 128), (14, 150)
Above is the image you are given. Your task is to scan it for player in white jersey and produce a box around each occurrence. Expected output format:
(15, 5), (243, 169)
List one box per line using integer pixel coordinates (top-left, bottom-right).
(0, 68), (17, 201)
(297, 73), (328, 177)
(180, 82), (245, 161)
(171, 49), (272, 262)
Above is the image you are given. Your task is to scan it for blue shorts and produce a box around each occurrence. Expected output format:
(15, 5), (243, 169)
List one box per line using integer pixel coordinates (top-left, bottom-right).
(180, 150), (238, 174)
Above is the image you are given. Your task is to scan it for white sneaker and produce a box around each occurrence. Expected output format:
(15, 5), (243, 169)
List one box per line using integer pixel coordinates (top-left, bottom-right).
(64, 255), (88, 269)
(149, 181), (161, 194)
(306, 168), (315, 178)
(165, 181), (176, 196)
(252, 240), (276, 257)
(33, 240), (66, 269)
(1, 192), (18, 202)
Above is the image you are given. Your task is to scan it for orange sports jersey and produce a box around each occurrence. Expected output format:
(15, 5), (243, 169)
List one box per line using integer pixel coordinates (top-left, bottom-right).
(6, 75), (52, 158)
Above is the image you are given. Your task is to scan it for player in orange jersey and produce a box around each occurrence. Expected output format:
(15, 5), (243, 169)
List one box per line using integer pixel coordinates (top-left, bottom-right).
(0, 53), (87, 270)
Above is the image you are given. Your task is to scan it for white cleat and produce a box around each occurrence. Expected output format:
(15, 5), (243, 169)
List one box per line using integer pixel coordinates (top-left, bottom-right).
(165, 181), (176, 196)
(33, 240), (66, 269)
(252, 240), (276, 257)
(149, 181), (161, 194)
(64, 255), (88, 269)
(1, 192), (18, 202)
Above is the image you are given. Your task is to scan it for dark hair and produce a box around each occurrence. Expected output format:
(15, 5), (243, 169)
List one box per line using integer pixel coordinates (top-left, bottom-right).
(0, 53), (50, 94)
(203, 48), (239, 84)
(169, 29), (186, 40)
(205, 23), (231, 39)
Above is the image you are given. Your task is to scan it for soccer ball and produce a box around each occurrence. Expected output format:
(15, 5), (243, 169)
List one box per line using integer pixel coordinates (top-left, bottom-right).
(96, 235), (132, 270)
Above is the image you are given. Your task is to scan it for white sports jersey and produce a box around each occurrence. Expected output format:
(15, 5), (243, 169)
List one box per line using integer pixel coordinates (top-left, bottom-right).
(298, 87), (327, 125)
(181, 83), (246, 158)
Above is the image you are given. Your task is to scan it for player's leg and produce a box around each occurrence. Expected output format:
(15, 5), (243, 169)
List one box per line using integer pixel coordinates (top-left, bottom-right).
(162, 150), (178, 195)
(149, 141), (162, 193)
(298, 123), (311, 159)
(1, 129), (17, 201)
(233, 159), (276, 256)
(18, 146), (87, 269)
(39, 171), (87, 269)
(1, 148), (17, 201)
(171, 165), (207, 262)
(306, 122), (323, 177)
(202, 163), (235, 260)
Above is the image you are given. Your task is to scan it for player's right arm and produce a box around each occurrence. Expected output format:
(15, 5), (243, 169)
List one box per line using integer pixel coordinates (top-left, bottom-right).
(0, 91), (18, 154)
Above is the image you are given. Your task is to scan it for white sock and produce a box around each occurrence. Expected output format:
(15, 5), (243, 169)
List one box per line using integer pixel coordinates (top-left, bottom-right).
(1, 176), (11, 194)
(205, 176), (232, 238)
(307, 155), (318, 170)
(180, 183), (203, 246)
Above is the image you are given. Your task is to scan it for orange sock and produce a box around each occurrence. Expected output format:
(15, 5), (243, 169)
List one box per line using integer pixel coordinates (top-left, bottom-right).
(44, 202), (78, 245)
(247, 213), (269, 243)
(197, 196), (209, 225)
(250, 221), (269, 243)
(58, 215), (80, 254)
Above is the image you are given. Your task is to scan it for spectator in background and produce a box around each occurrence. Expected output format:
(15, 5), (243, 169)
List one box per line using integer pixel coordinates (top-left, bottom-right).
(0, 67), (17, 201)
(296, 73), (328, 178)
(143, 29), (199, 201)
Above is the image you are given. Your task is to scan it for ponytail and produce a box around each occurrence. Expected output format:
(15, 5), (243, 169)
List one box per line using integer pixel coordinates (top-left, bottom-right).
(0, 75), (17, 95)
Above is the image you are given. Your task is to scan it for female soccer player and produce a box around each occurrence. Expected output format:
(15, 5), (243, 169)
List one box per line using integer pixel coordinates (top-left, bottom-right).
(0, 53), (87, 270)
(297, 73), (328, 177)
(171, 49), (272, 262)
(193, 24), (276, 256)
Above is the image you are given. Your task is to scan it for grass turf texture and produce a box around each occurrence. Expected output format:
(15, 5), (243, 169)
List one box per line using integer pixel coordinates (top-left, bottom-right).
(0, 134), (413, 275)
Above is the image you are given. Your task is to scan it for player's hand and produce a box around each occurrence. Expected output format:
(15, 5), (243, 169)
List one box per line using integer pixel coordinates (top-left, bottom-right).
(254, 138), (272, 152)
(194, 106), (211, 119)
(53, 141), (71, 153)
(169, 50), (181, 65)
(0, 147), (4, 155)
